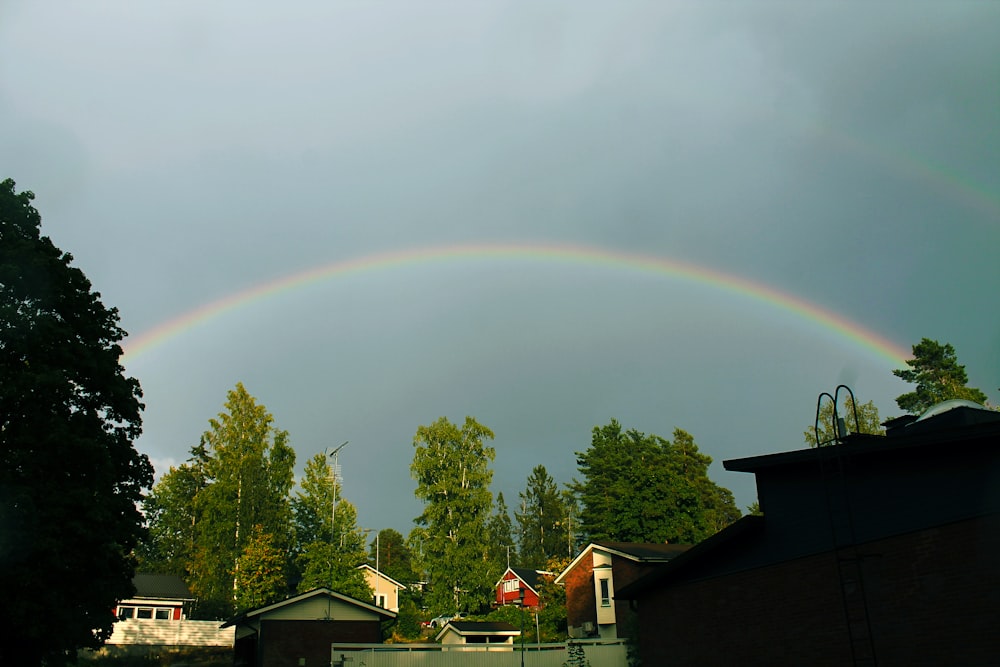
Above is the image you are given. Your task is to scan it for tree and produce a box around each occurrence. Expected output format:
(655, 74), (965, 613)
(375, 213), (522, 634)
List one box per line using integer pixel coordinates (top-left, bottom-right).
(893, 338), (988, 413)
(368, 528), (417, 586)
(292, 453), (369, 599)
(411, 416), (496, 613)
(486, 492), (516, 576)
(573, 420), (739, 545)
(137, 456), (206, 575)
(516, 465), (568, 570)
(234, 525), (287, 611)
(187, 383), (296, 617)
(0, 179), (154, 666)
(805, 397), (884, 447)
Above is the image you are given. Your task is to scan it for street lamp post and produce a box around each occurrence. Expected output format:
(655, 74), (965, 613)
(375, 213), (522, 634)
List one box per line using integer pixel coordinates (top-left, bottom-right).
(519, 587), (525, 667)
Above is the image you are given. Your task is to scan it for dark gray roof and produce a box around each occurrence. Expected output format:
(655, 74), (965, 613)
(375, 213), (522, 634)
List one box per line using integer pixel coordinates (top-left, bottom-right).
(510, 567), (543, 589)
(133, 574), (194, 601)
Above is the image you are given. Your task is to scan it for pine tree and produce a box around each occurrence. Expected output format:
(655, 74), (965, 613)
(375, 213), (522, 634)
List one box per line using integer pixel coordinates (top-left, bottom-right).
(893, 338), (988, 413)
(516, 465), (567, 570)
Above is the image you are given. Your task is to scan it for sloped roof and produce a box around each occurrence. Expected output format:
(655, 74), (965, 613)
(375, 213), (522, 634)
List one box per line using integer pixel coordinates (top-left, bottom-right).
(222, 587), (395, 628)
(435, 621), (519, 641)
(554, 542), (690, 584)
(133, 574), (195, 601)
(494, 567), (552, 594)
(357, 564), (407, 590)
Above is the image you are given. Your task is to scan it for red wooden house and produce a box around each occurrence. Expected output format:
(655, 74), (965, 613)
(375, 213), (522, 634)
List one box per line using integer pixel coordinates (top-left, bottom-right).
(494, 567), (550, 608)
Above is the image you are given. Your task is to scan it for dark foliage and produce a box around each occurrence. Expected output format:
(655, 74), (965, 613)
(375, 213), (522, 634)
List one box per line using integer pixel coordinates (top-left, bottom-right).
(0, 179), (153, 665)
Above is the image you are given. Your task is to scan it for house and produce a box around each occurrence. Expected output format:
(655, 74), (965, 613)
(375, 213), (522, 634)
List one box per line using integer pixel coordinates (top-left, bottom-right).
(103, 574), (233, 653)
(223, 587), (396, 667)
(617, 399), (1000, 666)
(554, 542), (688, 639)
(494, 567), (550, 608)
(357, 564), (407, 612)
(115, 573), (195, 621)
(435, 621), (520, 646)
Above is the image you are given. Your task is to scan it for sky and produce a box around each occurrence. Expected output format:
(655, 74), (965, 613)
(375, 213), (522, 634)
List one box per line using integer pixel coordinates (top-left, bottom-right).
(2, 1), (998, 537)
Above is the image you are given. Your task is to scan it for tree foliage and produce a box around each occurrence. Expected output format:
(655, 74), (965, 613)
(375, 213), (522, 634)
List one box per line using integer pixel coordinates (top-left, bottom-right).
(486, 492), (516, 576)
(805, 397), (884, 447)
(516, 465), (568, 570)
(573, 420), (739, 545)
(143, 383), (296, 618)
(234, 525), (287, 611)
(292, 453), (369, 599)
(411, 416), (496, 613)
(0, 179), (154, 666)
(893, 338), (988, 414)
(368, 528), (417, 586)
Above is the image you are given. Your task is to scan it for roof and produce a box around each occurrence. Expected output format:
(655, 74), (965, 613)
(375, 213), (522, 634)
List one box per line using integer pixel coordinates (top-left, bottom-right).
(222, 587), (396, 628)
(615, 516), (766, 599)
(434, 621), (519, 641)
(554, 542), (690, 585)
(725, 405), (1000, 474)
(494, 567), (552, 593)
(132, 574), (195, 601)
(357, 564), (407, 590)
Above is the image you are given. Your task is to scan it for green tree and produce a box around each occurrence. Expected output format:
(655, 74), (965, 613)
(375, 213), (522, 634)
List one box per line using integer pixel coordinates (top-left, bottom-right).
(893, 338), (988, 413)
(805, 397), (884, 447)
(411, 416), (496, 613)
(486, 492), (516, 576)
(292, 453), (369, 599)
(368, 528), (417, 586)
(573, 420), (739, 545)
(187, 383), (296, 618)
(137, 456), (206, 575)
(516, 465), (568, 570)
(234, 525), (287, 611)
(0, 179), (154, 666)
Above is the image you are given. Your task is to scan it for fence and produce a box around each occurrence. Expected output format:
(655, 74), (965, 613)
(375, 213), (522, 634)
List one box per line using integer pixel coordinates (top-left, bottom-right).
(331, 639), (628, 667)
(105, 618), (234, 647)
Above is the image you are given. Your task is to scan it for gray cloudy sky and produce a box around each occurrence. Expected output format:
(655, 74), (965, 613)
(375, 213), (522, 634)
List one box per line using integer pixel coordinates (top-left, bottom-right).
(3, 1), (998, 535)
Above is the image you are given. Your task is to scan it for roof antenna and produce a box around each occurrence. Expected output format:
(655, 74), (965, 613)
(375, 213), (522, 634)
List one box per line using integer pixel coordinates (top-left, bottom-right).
(813, 385), (861, 447)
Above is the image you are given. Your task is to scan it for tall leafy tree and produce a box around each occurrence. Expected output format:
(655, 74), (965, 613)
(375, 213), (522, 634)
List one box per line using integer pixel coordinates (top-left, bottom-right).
(516, 465), (567, 570)
(573, 420), (739, 545)
(893, 338), (988, 413)
(411, 416), (496, 613)
(292, 453), (370, 599)
(0, 179), (154, 666)
(805, 397), (884, 447)
(187, 383), (296, 617)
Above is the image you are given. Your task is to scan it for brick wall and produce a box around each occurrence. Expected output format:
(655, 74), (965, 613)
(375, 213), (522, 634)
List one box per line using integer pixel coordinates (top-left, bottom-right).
(635, 515), (1000, 667)
(563, 557), (597, 633)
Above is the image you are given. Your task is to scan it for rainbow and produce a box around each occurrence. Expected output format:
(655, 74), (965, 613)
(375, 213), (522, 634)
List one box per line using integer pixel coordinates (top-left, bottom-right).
(121, 242), (910, 365)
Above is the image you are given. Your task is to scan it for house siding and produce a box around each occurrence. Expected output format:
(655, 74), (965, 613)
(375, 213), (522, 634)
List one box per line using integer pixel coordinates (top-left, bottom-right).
(635, 515), (1000, 667)
(563, 556), (597, 636)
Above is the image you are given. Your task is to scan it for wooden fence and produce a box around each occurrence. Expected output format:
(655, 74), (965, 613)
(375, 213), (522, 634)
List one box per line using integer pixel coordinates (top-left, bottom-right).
(106, 619), (234, 647)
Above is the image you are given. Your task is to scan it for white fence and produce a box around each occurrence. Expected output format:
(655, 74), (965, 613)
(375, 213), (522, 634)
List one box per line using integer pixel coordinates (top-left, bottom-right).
(106, 619), (234, 647)
(331, 640), (628, 667)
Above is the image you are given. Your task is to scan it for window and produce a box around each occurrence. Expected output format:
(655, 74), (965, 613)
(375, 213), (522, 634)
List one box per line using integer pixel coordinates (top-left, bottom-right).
(375, 594), (387, 608)
(136, 608), (153, 619)
(599, 578), (610, 607)
(155, 609), (171, 620)
(117, 606), (135, 620)
(503, 579), (520, 594)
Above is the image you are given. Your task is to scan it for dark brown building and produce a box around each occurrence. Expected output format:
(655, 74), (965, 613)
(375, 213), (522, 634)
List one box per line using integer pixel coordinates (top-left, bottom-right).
(618, 400), (1000, 666)
(223, 588), (395, 667)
